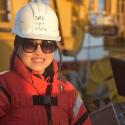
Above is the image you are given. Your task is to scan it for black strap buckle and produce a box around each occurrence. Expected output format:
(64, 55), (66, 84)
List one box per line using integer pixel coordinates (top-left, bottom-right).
(44, 96), (51, 105)
(32, 95), (58, 106)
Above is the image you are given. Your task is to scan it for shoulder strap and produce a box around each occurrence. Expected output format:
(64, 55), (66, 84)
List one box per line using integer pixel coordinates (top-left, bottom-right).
(0, 83), (11, 103)
(45, 84), (53, 125)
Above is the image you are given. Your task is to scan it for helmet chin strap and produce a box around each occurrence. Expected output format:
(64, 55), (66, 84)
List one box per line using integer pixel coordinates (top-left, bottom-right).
(57, 45), (62, 72)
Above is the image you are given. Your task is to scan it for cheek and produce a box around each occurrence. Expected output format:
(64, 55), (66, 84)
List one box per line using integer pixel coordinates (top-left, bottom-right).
(44, 53), (54, 66)
(18, 51), (33, 67)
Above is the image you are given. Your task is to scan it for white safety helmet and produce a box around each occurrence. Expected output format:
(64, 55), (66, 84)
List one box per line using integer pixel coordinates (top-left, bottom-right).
(12, 2), (61, 41)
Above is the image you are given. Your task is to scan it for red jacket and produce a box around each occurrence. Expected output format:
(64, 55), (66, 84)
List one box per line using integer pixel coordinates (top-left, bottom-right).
(0, 56), (91, 125)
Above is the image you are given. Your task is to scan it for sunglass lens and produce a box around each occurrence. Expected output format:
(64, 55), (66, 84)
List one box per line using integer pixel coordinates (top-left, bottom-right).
(22, 39), (36, 53)
(41, 40), (57, 54)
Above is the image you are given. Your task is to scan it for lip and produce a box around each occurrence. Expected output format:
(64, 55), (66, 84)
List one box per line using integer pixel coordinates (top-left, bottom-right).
(32, 58), (45, 64)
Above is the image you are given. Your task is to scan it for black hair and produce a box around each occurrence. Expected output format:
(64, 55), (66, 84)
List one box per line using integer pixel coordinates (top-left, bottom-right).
(43, 63), (54, 82)
(10, 35), (22, 70)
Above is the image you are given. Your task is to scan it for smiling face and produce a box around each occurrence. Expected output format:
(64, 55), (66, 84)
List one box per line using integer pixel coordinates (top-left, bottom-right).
(17, 39), (55, 74)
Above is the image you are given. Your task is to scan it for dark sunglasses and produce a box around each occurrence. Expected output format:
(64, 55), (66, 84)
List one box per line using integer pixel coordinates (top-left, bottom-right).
(21, 38), (57, 54)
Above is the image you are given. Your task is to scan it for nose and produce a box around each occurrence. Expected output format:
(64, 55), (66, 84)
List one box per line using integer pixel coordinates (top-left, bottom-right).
(34, 44), (44, 54)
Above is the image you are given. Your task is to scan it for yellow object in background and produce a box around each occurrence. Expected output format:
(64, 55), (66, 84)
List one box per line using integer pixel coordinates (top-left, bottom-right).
(0, 40), (13, 71)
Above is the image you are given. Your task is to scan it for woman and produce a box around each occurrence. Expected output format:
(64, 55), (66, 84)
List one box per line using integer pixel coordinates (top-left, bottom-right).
(0, 2), (91, 125)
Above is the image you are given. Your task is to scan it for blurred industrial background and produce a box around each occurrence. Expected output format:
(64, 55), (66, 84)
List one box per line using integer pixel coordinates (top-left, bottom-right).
(1, 0), (125, 124)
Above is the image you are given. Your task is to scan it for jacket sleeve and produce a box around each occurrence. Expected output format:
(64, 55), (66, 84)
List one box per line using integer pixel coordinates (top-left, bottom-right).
(0, 75), (11, 118)
(67, 82), (92, 125)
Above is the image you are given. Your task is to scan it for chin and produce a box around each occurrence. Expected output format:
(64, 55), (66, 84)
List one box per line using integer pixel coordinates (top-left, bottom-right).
(32, 68), (44, 73)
